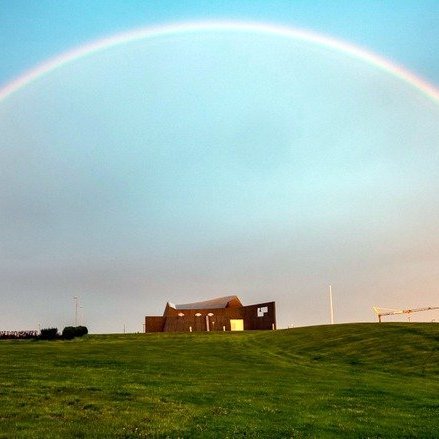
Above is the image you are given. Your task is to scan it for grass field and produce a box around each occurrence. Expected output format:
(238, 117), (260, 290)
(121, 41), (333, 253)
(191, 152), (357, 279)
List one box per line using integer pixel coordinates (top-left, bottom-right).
(0, 323), (438, 438)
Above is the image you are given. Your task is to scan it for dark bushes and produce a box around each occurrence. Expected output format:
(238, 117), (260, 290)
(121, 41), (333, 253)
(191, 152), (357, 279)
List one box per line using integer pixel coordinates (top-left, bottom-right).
(36, 326), (88, 340)
(61, 326), (88, 340)
(0, 327), (88, 341)
(62, 326), (76, 340)
(39, 328), (59, 340)
(76, 326), (88, 337)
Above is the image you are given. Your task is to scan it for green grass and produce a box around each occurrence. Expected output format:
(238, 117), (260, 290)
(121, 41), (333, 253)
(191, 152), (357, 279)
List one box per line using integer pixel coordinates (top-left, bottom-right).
(0, 323), (438, 438)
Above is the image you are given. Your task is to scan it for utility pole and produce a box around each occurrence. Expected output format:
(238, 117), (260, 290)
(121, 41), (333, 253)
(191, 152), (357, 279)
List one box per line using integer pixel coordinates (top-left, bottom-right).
(329, 285), (334, 324)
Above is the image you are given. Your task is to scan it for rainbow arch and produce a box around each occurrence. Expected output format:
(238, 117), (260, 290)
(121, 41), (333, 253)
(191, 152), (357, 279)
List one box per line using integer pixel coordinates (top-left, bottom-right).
(1, 20), (439, 104)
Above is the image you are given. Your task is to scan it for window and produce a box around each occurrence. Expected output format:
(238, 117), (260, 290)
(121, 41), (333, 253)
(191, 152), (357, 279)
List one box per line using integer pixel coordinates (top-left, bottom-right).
(257, 306), (268, 317)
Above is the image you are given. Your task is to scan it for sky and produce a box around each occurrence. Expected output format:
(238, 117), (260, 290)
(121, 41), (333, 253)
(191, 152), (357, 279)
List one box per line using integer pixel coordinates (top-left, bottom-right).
(1, 1), (439, 333)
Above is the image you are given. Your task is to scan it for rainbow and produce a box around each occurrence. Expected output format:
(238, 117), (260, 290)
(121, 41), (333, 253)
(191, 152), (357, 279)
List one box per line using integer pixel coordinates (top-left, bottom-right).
(1, 20), (439, 104)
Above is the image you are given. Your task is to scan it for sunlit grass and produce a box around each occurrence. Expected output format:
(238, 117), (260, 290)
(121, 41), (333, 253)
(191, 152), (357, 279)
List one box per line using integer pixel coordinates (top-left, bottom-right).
(0, 323), (438, 438)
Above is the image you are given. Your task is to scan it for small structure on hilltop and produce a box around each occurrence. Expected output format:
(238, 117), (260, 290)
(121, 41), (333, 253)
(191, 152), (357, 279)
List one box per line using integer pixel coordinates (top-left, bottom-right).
(144, 295), (276, 332)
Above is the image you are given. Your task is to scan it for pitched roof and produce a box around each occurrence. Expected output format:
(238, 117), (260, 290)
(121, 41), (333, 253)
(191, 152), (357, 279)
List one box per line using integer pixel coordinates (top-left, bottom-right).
(168, 295), (243, 310)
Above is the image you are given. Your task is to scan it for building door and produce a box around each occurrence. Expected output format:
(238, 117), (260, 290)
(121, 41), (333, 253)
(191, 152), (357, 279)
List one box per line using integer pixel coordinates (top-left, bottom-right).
(230, 319), (244, 331)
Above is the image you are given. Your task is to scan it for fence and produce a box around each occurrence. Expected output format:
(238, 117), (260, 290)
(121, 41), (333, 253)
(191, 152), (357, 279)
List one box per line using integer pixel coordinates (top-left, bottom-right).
(0, 330), (38, 339)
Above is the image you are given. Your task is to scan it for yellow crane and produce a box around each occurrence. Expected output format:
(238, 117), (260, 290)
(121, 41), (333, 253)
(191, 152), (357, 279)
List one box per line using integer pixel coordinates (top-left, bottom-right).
(373, 306), (439, 323)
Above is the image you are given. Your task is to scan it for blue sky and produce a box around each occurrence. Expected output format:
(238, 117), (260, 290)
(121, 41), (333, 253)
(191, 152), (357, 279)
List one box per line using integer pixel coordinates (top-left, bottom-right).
(1, 1), (439, 86)
(1, 1), (439, 332)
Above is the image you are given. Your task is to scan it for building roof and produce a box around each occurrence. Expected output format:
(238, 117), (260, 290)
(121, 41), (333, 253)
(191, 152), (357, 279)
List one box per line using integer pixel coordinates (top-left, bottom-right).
(167, 295), (243, 310)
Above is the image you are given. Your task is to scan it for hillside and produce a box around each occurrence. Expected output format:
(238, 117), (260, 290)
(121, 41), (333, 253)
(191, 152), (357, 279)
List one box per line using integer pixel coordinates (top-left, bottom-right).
(0, 323), (438, 438)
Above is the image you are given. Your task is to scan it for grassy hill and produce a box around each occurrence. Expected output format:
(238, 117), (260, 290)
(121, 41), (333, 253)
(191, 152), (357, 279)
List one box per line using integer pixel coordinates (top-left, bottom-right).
(0, 323), (438, 438)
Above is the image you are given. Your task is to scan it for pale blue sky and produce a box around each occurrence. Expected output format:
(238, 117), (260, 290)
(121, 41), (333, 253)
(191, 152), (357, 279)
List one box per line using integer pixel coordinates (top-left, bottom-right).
(1, 1), (439, 332)
(1, 1), (439, 85)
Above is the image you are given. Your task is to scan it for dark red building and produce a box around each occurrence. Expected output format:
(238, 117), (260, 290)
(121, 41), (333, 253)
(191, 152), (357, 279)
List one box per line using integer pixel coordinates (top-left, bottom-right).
(144, 295), (276, 332)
